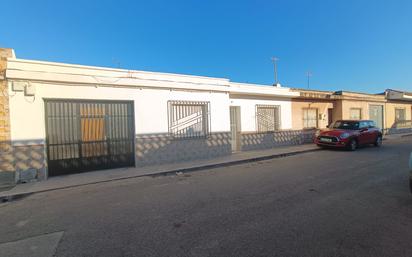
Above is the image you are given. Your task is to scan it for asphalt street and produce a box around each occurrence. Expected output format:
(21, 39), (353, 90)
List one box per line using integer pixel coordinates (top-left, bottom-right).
(1, 138), (412, 257)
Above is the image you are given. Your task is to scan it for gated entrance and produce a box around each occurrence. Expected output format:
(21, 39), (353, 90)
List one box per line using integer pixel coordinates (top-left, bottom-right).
(45, 100), (135, 176)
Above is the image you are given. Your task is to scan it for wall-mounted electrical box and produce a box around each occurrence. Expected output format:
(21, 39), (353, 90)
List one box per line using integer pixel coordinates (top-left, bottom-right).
(25, 83), (36, 96)
(11, 81), (26, 91)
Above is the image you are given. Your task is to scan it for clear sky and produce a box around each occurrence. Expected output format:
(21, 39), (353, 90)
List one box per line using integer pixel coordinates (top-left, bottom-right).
(2, 0), (412, 93)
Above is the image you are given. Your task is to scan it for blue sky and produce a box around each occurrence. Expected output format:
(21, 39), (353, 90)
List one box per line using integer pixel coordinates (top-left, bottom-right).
(2, 0), (412, 93)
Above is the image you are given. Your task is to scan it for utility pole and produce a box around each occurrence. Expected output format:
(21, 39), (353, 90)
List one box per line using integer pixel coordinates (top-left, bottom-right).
(271, 57), (279, 86)
(306, 71), (312, 89)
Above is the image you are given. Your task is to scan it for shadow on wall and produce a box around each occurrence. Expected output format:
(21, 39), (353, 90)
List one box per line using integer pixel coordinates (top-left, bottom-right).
(0, 140), (46, 186)
(135, 132), (232, 166)
(241, 129), (316, 151)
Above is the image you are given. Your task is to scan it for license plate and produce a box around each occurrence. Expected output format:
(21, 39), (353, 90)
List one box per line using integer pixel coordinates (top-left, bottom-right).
(320, 138), (332, 142)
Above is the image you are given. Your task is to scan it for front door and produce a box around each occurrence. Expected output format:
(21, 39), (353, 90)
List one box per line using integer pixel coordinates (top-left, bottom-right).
(230, 106), (241, 152)
(45, 100), (135, 176)
(369, 105), (384, 132)
(328, 108), (333, 126)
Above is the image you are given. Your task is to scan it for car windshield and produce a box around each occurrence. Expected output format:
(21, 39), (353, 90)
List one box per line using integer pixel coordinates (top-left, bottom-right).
(332, 121), (359, 130)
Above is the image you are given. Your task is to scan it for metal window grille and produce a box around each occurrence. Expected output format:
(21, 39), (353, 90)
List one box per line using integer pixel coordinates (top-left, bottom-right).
(395, 108), (406, 121)
(168, 101), (210, 138)
(256, 105), (281, 132)
(303, 108), (318, 128)
(349, 108), (362, 120)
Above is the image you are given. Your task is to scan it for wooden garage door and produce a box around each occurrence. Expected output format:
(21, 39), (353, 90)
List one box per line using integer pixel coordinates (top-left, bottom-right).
(45, 100), (135, 176)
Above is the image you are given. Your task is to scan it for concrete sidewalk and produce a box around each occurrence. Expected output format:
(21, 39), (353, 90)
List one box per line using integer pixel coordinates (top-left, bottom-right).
(0, 143), (320, 201)
(384, 132), (412, 140)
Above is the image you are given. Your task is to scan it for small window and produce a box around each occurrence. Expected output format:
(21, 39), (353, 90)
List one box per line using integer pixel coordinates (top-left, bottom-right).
(168, 101), (210, 138)
(368, 121), (375, 128)
(302, 108), (318, 128)
(256, 105), (281, 132)
(349, 108), (362, 120)
(395, 108), (406, 122)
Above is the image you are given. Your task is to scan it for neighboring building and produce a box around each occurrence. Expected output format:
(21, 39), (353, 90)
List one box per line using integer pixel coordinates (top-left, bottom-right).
(332, 91), (387, 130)
(1, 48), (303, 182)
(291, 88), (412, 134)
(0, 48), (15, 189)
(385, 89), (412, 134)
(290, 89), (335, 130)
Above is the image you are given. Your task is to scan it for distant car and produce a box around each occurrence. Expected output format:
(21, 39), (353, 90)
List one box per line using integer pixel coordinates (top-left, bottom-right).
(314, 120), (383, 151)
(409, 153), (412, 194)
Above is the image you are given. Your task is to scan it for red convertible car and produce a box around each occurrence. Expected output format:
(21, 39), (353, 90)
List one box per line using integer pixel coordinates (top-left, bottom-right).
(314, 120), (383, 151)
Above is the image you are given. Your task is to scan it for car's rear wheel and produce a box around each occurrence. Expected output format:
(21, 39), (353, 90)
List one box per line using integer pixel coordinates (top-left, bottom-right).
(348, 139), (357, 151)
(374, 136), (382, 147)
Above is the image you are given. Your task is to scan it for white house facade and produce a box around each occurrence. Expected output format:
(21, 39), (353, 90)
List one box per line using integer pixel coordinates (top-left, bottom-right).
(0, 49), (309, 182)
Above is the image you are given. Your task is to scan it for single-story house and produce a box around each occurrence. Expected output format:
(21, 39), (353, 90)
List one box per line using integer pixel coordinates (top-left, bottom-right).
(2, 48), (410, 184)
(1, 48), (306, 182)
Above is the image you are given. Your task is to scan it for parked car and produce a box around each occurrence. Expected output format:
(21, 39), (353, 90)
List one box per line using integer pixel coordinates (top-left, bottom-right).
(314, 120), (383, 151)
(409, 152), (412, 194)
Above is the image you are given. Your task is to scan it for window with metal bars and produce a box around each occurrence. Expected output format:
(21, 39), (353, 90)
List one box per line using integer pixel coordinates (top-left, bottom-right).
(168, 101), (210, 138)
(302, 108), (318, 128)
(256, 105), (281, 132)
(349, 108), (362, 120)
(395, 108), (406, 121)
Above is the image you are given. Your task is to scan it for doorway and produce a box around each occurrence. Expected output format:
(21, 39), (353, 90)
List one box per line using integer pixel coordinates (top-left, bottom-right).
(327, 108), (333, 126)
(45, 100), (135, 176)
(230, 106), (241, 152)
(369, 105), (384, 131)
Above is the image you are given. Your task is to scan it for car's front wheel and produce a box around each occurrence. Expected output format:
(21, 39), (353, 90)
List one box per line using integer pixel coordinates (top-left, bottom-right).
(374, 136), (382, 147)
(348, 139), (357, 151)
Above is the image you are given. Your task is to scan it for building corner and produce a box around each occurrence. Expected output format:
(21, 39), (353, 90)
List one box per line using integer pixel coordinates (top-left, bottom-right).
(0, 48), (15, 188)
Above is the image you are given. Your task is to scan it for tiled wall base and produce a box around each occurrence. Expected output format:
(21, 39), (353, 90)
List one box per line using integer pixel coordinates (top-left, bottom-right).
(136, 132), (232, 166)
(241, 129), (316, 151)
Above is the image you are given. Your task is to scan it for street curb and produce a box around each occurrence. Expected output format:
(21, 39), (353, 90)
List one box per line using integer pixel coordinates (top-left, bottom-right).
(0, 147), (321, 203)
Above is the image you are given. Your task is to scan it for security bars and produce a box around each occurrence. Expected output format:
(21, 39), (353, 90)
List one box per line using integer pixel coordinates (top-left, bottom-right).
(256, 105), (281, 132)
(168, 101), (210, 139)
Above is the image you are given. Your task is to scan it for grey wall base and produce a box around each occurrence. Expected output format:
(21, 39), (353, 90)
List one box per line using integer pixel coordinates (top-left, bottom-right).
(135, 132), (232, 167)
(241, 129), (316, 151)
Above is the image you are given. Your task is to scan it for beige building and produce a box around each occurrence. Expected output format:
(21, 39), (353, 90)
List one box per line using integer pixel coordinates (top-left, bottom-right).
(291, 89), (335, 130)
(291, 88), (412, 134)
(385, 89), (412, 133)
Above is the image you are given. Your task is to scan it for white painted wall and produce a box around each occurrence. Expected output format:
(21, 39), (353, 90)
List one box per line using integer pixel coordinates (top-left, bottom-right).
(6, 58), (298, 144)
(9, 82), (231, 143)
(229, 97), (293, 132)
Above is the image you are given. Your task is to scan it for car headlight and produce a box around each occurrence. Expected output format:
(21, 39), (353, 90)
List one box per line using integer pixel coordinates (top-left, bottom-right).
(315, 130), (321, 137)
(340, 133), (350, 139)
